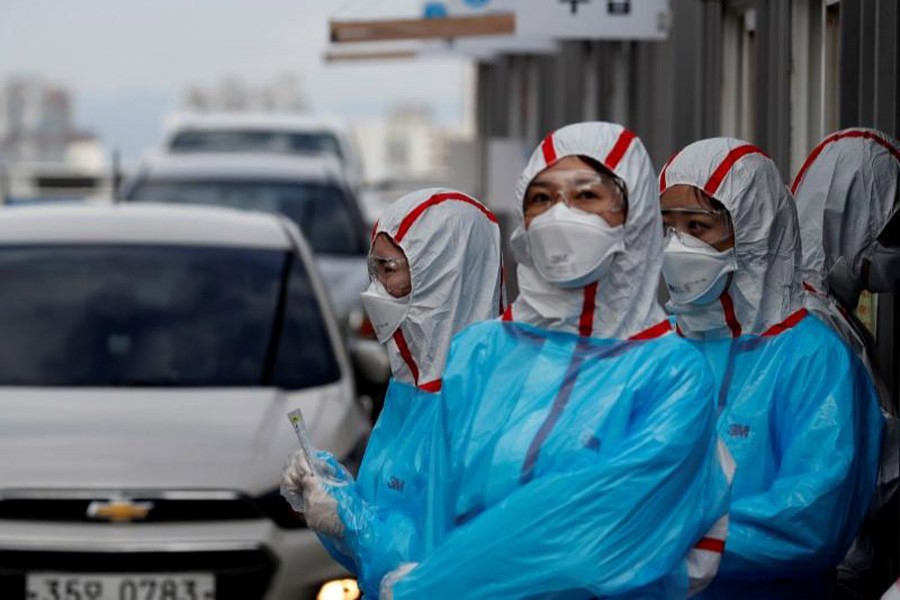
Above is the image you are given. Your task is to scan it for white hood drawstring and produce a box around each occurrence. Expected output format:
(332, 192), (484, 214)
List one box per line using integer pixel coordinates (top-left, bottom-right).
(370, 189), (505, 389)
(659, 138), (805, 338)
(507, 122), (667, 338)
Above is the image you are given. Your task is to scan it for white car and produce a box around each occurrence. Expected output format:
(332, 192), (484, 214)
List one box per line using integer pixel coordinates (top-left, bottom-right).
(121, 153), (390, 415)
(0, 203), (370, 599)
(159, 113), (365, 191)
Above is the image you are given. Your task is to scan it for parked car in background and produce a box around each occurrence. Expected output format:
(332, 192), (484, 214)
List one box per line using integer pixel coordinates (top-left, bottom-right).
(159, 113), (364, 191)
(0, 203), (370, 600)
(121, 153), (390, 415)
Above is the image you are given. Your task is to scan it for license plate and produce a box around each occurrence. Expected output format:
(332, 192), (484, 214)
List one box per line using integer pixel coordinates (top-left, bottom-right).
(26, 573), (215, 600)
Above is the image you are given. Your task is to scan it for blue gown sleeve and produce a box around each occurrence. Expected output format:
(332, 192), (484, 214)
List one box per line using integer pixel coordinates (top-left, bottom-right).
(391, 343), (730, 599)
(719, 338), (884, 578)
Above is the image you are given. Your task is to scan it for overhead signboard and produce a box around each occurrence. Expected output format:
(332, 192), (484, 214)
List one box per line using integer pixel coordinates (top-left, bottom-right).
(437, 0), (669, 40)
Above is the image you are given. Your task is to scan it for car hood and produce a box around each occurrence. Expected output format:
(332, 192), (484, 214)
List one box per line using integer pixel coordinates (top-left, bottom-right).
(316, 255), (369, 320)
(0, 385), (366, 496)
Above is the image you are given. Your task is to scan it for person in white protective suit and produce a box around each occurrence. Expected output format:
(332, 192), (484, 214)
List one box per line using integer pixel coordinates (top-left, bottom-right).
(791, 127), (900, 597)
(658, 137), (884, 599)
(380, 122), (734, 599)
(281, 189), (505, 598)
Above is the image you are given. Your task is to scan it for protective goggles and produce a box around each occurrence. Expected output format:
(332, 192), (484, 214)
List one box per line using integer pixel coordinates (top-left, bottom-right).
(661, 207), (733, 246)
(368, 254), (411, 298)
(524, 170), (626, 220)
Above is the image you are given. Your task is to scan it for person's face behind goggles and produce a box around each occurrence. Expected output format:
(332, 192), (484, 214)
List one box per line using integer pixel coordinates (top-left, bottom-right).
(516, 157), (628, 288)
(523, 162), (626, 228)
(360, 233), (412, 343)
(660, 185), (738, 305)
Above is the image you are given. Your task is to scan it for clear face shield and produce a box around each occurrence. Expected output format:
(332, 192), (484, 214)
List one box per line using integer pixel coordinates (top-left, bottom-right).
(523, 170), (627, 223)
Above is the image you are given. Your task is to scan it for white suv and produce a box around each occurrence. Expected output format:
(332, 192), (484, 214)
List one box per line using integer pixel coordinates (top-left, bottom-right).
(0, 203), (370, 599)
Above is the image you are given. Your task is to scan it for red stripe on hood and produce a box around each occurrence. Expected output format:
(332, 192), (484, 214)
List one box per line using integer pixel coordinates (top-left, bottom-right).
(659, 150), (682, 194)
(629, 320), (673, 340)
(393, 192), (498, 243)
(704, 144), (767, 196)
(541, 134), (558, 165)
(578, 282), (598, 337)
(719, 292), (743, 337)
(392, 329), (420, 385)
(694, 537), (725, 554)
(791, 129), (900, 194)
(604, 128), (637, 171)
(761, 308), (808, 337)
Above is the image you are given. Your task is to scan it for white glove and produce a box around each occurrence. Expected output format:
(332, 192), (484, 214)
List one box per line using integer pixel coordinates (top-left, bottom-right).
(281, 450), (344, 538)
(380, 562), (418, 600)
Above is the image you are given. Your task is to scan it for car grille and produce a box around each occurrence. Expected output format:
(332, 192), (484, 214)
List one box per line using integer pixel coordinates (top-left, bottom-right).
(0, 548), (278, 600)
(0, 496), (262, 524)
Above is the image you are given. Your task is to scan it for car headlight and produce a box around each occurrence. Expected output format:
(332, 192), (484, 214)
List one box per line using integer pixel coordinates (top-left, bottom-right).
(255, 488), (307, 530)
(317, 579), (360, 600)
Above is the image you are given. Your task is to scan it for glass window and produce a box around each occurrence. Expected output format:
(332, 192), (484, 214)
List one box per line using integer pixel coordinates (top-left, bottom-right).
(0, 245), (340, 389)
(127, 180), (366, 256)
(169, 130), (344, 160)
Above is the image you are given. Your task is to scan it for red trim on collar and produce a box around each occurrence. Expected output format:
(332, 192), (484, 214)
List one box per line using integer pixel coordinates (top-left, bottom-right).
(604, 128), (637, 171)
(791, 129), (900, 194)
(658, 149), (681, 194)
(694, 537), (725, 554)
(802, 281), (818, 293)
(761, 308), (809, 337)
(501, 304), (514, 322)
(719, 292), (743, 338)
(578, 282), (598, 337)
(628, 320), (673, 341)
(704, 144), (767, 196)
(391, 329), (419, 385)
(541, 134), (557, 165)
(393, 192), (498, 243)
(418, 379), (442, 393)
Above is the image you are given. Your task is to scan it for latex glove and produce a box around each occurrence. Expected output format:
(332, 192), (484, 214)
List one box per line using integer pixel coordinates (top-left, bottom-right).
(281, 450), (345, 538)
(379, 562), (418, 600)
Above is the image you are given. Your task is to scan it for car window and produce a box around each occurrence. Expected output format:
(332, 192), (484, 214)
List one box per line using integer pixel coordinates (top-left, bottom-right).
(0, 245), (340, 389)
(169, 129), (344, 160)
(127, 180), (366, 256)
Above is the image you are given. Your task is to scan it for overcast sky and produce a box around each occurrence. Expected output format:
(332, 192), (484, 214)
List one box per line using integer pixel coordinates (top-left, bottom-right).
(0, 0), (470, 160)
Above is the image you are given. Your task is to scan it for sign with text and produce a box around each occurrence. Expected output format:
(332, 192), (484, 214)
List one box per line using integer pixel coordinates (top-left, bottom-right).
(440, 0), (669, 40)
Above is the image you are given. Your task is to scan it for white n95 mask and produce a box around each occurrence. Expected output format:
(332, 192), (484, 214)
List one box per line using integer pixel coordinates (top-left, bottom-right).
(360, 280), (410, 344)
(662, 229), (737, 305)
(525, 202), (625, 288)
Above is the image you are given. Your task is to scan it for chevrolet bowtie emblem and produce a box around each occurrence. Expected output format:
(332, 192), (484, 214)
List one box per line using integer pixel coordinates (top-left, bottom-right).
(87, 499), (154, 522)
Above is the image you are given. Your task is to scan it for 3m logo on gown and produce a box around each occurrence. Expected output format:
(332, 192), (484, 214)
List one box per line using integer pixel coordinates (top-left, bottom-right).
(728, 424), (750, 438)
(387, 476), (405, 492)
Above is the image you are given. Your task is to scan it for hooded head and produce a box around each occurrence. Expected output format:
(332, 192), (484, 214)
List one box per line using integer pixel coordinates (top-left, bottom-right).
(364, 189), (504, 389)
(792, 128), (900, 309)
(507, 122), (666, 338)
(659, 137), (804, 338)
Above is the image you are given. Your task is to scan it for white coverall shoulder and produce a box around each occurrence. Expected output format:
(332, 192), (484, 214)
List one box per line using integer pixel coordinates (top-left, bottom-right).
(509, 121), (667, 339)
(660, 137), (805, 337)
(370, 188), (505, 387)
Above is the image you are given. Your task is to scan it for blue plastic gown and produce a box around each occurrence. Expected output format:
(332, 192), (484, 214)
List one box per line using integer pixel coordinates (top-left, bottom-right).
(316, 379), (437, 597)
(694, 313), (884, 599)
(390, 321), (732, 599)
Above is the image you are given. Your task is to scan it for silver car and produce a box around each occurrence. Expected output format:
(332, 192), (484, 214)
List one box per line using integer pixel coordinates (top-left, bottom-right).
(0, 203), (370, 599)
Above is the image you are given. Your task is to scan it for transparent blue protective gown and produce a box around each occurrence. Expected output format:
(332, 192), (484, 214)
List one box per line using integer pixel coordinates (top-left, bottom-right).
(317, 378), (437, 598)
(695, 313), (884, 599)
(391, 321), (732, 599)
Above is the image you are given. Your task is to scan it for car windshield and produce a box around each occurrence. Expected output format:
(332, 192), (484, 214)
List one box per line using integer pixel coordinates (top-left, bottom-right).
(127, 180), (366, 255)
(169, 129), (344, 159)
(0, 245), (340, 388)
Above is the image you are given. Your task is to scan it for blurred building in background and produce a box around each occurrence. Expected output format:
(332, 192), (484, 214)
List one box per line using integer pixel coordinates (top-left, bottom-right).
(352, 102), (456, 182)
(0, 76), (101, 164)
(181, 73), (309, 113)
